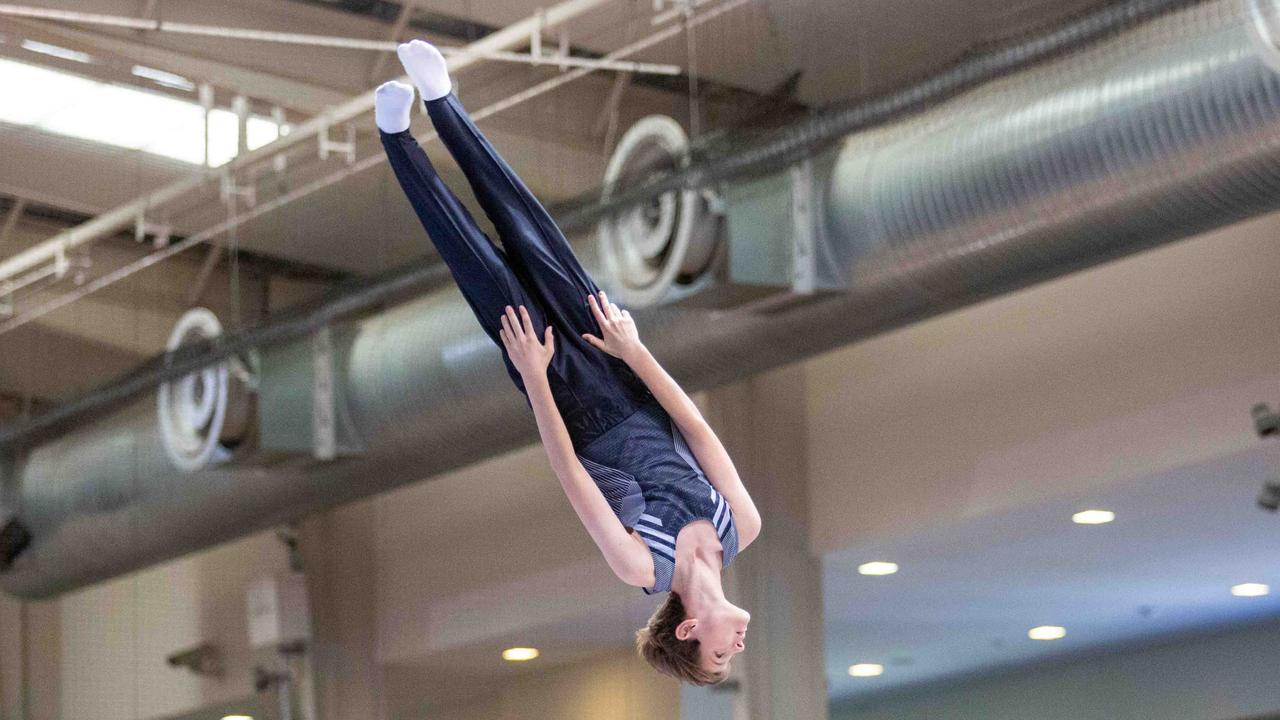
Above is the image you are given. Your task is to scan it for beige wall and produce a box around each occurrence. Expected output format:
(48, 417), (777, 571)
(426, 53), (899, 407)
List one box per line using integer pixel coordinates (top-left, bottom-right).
(804, 211), (1280, 553)
(0, 532), (290, 720)
(0, 594), (60, 720)
(427, 649), (679, 720)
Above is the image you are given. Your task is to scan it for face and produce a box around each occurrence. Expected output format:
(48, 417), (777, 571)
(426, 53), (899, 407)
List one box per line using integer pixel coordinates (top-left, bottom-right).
(676, 599), (751, 675)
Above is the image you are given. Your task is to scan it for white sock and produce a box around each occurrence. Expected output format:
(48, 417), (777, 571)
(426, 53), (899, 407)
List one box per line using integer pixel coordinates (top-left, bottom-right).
(374, 80), (414, 134)
(397, 40), (452, 102)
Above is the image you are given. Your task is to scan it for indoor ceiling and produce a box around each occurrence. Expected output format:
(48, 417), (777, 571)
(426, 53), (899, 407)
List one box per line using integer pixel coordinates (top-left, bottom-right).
(824, 442), (1280, 703)
(0, 0), (1106, 278)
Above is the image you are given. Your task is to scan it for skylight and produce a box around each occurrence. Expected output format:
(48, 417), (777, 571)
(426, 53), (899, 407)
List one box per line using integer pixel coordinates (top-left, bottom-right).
(0, 57), (280, 166)
(20, 39), (93, 64)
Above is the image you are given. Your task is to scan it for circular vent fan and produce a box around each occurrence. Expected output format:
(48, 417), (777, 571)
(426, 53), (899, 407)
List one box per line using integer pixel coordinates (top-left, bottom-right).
(596, 115), (720, 307)
(157, 308), (235, 472)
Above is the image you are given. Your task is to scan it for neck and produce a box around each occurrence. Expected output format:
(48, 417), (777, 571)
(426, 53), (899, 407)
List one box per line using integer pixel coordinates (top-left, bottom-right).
(671, 533), (725, 611)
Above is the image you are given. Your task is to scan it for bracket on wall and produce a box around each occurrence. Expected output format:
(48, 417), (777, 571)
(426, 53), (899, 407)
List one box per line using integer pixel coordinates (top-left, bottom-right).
(318, 121), (356, 165)
(312, 327), (337, 462)
(1253, 402), (1279, 511)
(135, 212), (173, 249)
(220, 171), (257, 208)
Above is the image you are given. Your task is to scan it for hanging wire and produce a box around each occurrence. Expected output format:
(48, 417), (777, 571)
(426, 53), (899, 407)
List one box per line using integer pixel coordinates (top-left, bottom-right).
(228, 186), (242, 330)
(130, 137), (144, 720)
(683, 1), (702, 138)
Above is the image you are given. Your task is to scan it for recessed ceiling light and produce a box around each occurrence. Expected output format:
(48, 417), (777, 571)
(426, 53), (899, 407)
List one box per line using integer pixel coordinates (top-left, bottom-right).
(1231, 583), (1270, 598)
(848, 663), (884, 677)
(221, 715), (254, 720)
(1028, 625), (1066, 640)
(1072, 509), (1115, 525)
(502, 647), (539, 662)
(858, 561), (899, 576)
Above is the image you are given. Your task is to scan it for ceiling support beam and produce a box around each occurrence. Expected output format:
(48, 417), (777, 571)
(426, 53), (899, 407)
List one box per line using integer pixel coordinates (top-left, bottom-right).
(0, 0), (627, 289)
(0, 0), (755, 338)
(0, 5), (681, 75)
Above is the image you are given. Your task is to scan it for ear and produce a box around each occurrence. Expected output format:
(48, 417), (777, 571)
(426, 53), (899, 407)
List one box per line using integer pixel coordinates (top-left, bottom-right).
(675, 618), (697, 641)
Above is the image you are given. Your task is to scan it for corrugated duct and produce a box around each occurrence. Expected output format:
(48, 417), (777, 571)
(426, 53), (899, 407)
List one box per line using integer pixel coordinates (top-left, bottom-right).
(5, 0), (1280, 597)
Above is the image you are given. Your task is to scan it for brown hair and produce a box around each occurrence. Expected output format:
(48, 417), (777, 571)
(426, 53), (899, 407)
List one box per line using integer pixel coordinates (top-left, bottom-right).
(635, 591), (726, 686)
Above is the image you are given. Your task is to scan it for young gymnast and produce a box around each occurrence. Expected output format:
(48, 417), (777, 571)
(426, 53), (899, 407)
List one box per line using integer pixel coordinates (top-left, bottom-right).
(375, 40), (762, 684)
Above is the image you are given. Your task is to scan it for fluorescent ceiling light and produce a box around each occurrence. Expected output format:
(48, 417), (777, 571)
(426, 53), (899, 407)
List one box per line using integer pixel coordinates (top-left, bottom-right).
(848, 663), (884, 677)
(502, 647), (539, 662)
(131, 65), (195, 91)
(0, 57), (279, 166)
(20, 39), (93, 64)
(221, 716), (254, 720)
(1027, 625), (1066, 640)
(1071, 509), (1115, 525)
(1231, 583), (1270, 597)
(858, 561), (899, 576)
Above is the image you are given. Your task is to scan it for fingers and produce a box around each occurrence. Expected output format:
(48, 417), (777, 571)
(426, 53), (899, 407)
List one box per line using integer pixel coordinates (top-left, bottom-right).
(504, 305), (522, 338)
(600, 291), (625, 322)
(581, 333), (604, 350)
(519, 305), (536, 336)
(587, 293), (608, 327)
(599, 291), (617, 321)
(589, 291), (627, 325)
(500, 311), (514, 341)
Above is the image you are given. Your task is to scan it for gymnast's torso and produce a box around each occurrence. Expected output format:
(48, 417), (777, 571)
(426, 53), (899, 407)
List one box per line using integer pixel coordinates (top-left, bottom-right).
(577, 398), (741, 594)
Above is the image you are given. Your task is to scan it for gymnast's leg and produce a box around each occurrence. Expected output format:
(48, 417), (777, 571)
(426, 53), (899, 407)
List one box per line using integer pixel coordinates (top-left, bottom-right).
(396, 40), (609, 340)
(375, 79), (544, 395)
(395, 43), (652, 419)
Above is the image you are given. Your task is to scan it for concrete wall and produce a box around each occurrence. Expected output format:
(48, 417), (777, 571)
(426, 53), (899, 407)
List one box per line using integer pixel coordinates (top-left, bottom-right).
(0, 532), (289, 720)
(425, 649), (678, 720)
(831, 619), (1280, 720)
(804, 209), (1280, 554)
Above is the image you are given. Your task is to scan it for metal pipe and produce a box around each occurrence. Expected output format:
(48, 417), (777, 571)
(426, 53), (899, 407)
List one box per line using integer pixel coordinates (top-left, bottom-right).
(0, 0), (622, 284)
(7, 0), (1280, 597)
(555, 0), (1210, 233)
(0, 5), (681, 74)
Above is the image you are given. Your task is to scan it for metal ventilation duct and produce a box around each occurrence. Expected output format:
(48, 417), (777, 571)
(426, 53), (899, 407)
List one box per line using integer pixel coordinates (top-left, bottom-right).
(5, 0), (1280, 597)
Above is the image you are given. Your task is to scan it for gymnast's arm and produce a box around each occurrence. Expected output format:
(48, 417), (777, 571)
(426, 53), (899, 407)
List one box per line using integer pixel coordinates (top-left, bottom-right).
(499, 305), (656, 587)
(583, 294), (763, 549)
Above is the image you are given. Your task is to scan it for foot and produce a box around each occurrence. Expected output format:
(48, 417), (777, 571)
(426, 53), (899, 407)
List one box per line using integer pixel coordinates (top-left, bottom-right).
(374, 80), (414, 134)
(397, 39), (452, 102)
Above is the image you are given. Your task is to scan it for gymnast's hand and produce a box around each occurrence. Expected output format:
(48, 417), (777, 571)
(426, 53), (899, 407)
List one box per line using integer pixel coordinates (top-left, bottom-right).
(583, 291), (643, 362)
(499, 305), (554, 378)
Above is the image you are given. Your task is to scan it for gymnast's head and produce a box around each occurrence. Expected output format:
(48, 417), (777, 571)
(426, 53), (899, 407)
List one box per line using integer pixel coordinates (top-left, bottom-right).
(636, 591), (750, 684)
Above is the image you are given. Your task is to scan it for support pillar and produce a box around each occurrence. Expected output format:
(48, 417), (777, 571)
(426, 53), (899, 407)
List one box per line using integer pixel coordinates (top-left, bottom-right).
(299, 501), (385, 720)
(696, 364), (829, 720)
